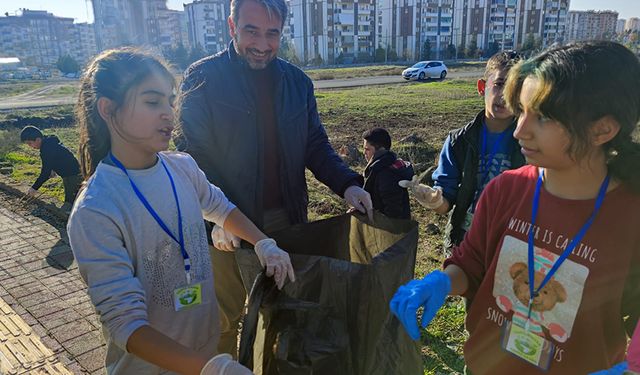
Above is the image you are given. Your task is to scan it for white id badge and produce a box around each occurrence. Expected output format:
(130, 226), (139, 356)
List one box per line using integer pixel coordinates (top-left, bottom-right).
(501, 320), (554, 371)
(173, 282), (202, 311)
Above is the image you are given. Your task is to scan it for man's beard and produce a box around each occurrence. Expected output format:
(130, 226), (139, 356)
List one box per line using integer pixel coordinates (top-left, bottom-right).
(233, 37), (275, 70)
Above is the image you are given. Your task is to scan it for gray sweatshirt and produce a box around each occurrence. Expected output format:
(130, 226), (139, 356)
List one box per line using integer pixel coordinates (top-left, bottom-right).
(68, 152), (236, 374)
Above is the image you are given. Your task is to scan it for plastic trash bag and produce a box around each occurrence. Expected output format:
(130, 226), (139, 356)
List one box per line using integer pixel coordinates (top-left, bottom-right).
(237, 212), (422, 375)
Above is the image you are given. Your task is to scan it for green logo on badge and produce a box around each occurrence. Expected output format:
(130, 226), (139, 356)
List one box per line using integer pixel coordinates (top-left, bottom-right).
(515, 336), (539, 355)
(173, 283), (202, 311)
(179, 288), (197, 305)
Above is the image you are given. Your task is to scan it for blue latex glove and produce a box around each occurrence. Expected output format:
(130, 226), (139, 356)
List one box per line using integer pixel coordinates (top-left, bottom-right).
(589, 361), (628, 375)
(389, 270), (451, 340)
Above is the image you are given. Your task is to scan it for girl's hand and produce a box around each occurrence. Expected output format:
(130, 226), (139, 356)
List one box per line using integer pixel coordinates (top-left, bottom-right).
(211, 225), (241, 251)
(589, 361), (628, 375)
(254, 238), (296, 289)
(200, 353), (253, 375)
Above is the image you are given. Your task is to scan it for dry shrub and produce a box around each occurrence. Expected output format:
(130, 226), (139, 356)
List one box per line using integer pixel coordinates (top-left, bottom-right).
(0, 129), (20, 159)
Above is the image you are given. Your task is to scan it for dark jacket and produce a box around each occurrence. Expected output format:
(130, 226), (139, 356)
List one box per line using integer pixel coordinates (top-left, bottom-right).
(362, 150), (414, 219)
(444, 111), (525, 249)
(177, 43), (360, 229)
(32, 135), (80, 190)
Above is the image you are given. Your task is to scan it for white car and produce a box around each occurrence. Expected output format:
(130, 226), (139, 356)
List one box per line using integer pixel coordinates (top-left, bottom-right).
(402, 61), (448, 81)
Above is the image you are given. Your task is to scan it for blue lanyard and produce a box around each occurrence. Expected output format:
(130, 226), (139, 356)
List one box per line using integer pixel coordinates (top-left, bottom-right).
(110, 153), (192, 284)
(480, 123), (510, 187)
(526, 168), (609, 325)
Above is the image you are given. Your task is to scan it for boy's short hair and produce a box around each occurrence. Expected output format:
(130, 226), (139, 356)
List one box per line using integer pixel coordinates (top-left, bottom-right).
(20, 126), (43, 142)
(484, 50), (522, 79)
(363, 127), (392, 150)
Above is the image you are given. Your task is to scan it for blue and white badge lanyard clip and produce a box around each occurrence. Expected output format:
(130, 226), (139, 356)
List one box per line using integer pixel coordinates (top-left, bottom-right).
(524, 168), (609, 331)
(110, 153), (192, 285)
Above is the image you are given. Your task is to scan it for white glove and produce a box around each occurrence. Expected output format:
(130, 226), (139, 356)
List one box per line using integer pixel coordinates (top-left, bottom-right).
(398, 176), (444, 209)
(211, 225), (240, 251)
(254, 238), (296, 289)
(344, 185), (373, 221)
(200, 353), (253, 375)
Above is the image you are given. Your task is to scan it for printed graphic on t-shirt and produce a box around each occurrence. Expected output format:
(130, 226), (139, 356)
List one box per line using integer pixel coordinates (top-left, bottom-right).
(141, 222), (212, 310)
(492, 235), (589, 343)
(477, 151), (512, 192)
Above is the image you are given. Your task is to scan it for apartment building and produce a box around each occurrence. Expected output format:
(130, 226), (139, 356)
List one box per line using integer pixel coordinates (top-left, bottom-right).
(92, 0), (171, 49)
(452, 0), (569, 54)
(456, 0), (519, 51)
(0, 10), (76, 67)
(92, 0), (134, 49)
(616, 19), (626, 34)
(567, 10), (618, 42)
(67, 22), (98, 65)
(626, 17), (640, 33)
(158, 9), (190, 50)
(291, 0), (377, 64)
(418, 0), (455, 58)
(185, 0), (231, 54)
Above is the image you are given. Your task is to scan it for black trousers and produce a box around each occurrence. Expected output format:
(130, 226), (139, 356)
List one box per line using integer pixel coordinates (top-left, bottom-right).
(62, 174), (82, 204)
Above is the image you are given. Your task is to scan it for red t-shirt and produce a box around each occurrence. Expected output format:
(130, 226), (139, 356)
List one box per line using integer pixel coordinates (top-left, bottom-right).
(445, 165), (640, 374)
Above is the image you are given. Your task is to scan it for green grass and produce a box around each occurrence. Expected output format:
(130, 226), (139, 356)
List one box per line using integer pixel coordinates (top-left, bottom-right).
(47, 85), (79, 96)
(3, 127), (79, 202)
(3, 78), (484, 371)
(0, 105), (75, 122)
(0, 82), (46, 97)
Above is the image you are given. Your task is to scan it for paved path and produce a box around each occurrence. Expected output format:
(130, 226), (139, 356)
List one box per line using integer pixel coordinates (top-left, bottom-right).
(0, 189), (105, 374)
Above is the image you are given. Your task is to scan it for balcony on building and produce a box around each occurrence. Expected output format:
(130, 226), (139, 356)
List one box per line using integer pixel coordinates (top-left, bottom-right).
(336, 13), (355, 25)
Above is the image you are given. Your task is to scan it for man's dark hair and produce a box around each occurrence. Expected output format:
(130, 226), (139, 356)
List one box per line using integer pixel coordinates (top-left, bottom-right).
(363, 127), (392, 150)
(231, 0), (288, 29)
(20, 126), (43, 142)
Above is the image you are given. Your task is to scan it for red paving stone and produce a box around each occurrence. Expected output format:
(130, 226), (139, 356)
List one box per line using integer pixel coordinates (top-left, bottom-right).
(0, 188), (105, 374)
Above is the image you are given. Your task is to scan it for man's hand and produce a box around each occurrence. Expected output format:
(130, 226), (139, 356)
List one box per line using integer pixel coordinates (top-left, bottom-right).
(26, 187), (38, 197)
(211, 225), (240, 251)
(344, 185), (373, 221)
(398, 176), (444, 210)
(50, 171), (57, 178)
(254, 238), (295, 289)
(200, 353), (253, 375)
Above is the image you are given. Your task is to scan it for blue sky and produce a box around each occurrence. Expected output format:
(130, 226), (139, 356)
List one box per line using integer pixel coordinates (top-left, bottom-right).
(1, 0), (638, 23)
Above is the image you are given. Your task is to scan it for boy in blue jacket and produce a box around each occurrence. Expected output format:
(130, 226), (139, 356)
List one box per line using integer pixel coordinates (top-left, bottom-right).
(407, 51), (525, 252)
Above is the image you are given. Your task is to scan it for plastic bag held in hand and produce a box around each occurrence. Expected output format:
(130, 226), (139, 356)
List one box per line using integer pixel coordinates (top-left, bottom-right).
(254, 238), (296, 289)
(344, 185), (374, 221)
(389, 270), (451, 340)
(200, 353), (253, 375)
(398, 176), (444, 209)
(211, 224), (240, 251)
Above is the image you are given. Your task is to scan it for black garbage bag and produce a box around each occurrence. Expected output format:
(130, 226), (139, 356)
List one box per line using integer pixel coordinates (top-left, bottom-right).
(237, 212), (422, 375)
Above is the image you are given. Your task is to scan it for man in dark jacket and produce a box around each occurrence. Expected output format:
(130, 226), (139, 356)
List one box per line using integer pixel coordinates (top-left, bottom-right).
(362, 128), (413, 219)
(20, 126), (81, 213)
(177, 0), (373, 357)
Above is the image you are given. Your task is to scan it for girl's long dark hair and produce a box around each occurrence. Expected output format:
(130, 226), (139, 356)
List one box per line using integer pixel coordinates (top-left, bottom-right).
(76, 48), (175, 179)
